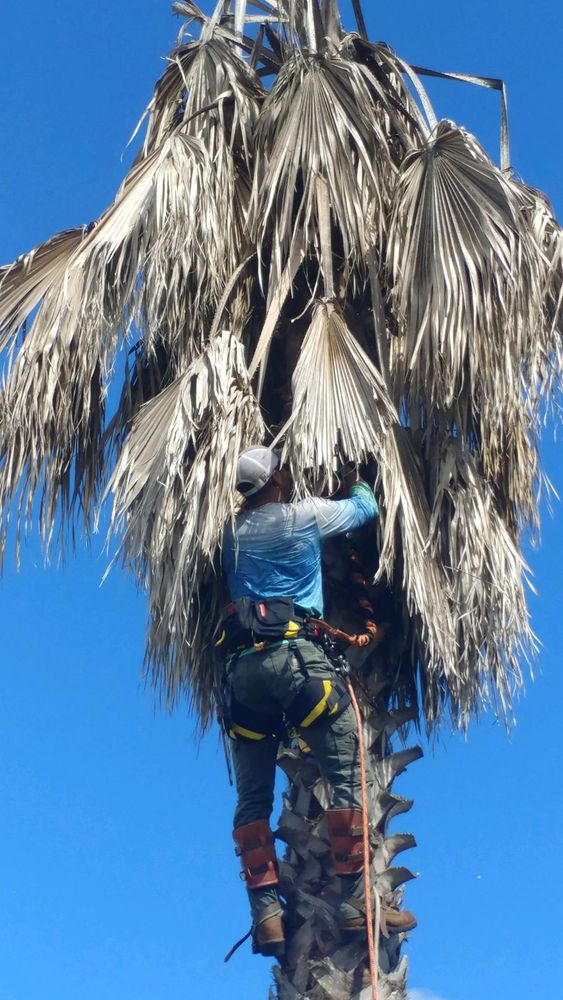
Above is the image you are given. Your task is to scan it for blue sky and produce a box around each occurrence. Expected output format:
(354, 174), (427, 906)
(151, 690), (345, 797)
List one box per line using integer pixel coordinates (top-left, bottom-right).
(0, 3), (561, 1000)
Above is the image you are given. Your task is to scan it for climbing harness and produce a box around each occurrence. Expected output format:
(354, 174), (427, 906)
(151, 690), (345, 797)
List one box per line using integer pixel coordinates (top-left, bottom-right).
(220, 635), (351, 744)
(218, 596), (306, 656)
(218, 596), (356, 744)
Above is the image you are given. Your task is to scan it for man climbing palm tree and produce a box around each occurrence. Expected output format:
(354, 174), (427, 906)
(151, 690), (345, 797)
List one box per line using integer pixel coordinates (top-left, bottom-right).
(0, 1), (560, 996)
(223, 447), (416, 954)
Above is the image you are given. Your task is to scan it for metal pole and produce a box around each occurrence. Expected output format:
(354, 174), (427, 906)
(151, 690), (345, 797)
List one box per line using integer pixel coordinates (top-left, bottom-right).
(351, 0), (368, 38)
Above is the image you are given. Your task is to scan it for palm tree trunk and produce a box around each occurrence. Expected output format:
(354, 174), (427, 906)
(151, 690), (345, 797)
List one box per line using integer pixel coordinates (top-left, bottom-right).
(271, 538), (422, 999)
(272, 686), (421, 998)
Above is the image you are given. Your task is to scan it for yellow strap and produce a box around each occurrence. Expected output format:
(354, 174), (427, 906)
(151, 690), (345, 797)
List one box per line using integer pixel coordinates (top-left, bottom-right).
(300, 679), (333, 728)
(287, 727), (312, 753)
(218, 621), (301, 652)
(229, 723), (267, 742)
(284, 620), (301, 638)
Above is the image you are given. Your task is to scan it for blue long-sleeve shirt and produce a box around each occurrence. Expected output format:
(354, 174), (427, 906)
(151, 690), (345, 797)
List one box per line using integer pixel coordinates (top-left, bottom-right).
(223, 482), (378, 616)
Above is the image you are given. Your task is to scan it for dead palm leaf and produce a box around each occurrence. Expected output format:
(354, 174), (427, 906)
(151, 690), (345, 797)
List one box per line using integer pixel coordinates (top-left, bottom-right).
(138, 32), (263, 161)
(251, 48), (394, 288)
(428, 440), (532, 722)
(107, 330), (265, 722)
(387, 120), (543, 412)
(283, 299), (396, 489)
(0, 227), (87, 352)
(0, 131), (217, 543)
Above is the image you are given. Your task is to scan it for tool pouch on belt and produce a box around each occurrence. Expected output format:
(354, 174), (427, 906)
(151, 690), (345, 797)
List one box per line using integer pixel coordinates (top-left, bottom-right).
(223, 596), (303, 654)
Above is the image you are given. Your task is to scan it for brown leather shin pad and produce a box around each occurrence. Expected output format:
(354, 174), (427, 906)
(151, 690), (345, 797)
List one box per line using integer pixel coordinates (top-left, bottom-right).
(326, 807), (367, 875)
(233, 819), (279, 889)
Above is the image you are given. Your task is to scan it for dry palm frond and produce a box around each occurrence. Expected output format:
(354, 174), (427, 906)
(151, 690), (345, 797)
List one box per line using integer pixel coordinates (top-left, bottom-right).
(375, 424), (457, 722)
(133, 32), (263, 338)
(0, 227), (87, 352)
(181, 36), (262, 155)
(352, 40), (429, 162)
(139, 32), (263, 334)
(283, 300), (456, 707)
(139, 33), (263, 161)
(134, 39), (201, 155)
(251, 49), (394, 287)
(387, 120), (543, 410)
(428, 440), (532, 723)
(0, 131), (218, 544)
(283, 300), (396, 490)
(0, 249), (111, 552)
(479, 375), (541, 531)
(508, 179), (563, 405)
(545, 227), (563, 364)
(320, 0), (342, 42)
(107, 330), (265, 723)
(248, 227), (306, 395)
(130, 131), (242, 358)
(273, 0), (306, 47)
(276, 0), (344, 50)
(102, 340), (177, 477)
(117, 130), (228, 355)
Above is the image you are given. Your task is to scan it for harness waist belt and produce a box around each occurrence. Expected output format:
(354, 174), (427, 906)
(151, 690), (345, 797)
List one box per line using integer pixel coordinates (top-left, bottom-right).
(220, 596), (309, 657)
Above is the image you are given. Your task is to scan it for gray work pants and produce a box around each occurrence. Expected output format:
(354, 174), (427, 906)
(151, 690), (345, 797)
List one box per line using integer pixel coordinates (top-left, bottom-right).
(228, 638), (362, 918)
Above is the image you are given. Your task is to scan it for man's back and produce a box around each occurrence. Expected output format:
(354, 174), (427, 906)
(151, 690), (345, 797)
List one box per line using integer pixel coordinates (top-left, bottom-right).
(224, 483), (378, 615)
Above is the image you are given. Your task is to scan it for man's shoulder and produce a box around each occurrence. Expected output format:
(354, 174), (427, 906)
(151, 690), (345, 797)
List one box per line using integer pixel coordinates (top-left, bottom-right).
(292, 496), (336, 525)
(251, 498), (320, 530)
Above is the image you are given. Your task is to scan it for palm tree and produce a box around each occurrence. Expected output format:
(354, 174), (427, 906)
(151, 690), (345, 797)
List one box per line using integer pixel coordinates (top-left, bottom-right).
(0, 1), (560, 997)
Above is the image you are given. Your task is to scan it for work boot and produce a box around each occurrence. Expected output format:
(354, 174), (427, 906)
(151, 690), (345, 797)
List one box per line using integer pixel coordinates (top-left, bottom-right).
(338, 893), (418, 935)
(338, 876), (368, 932)
(252, 902), (286, 958)
(381, 905), (417, 935)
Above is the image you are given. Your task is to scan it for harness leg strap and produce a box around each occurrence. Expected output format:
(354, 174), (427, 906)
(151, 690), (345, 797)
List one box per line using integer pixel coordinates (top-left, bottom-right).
(233, 819), (280, 889)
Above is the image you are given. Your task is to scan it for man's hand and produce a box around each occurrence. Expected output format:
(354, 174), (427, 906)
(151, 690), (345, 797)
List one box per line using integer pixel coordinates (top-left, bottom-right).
(341, 463), (360, 487)
(333, 462), (360, 498)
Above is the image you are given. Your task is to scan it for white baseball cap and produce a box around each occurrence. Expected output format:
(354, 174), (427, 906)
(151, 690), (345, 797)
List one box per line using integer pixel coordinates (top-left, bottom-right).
(236, 447), (280, 497)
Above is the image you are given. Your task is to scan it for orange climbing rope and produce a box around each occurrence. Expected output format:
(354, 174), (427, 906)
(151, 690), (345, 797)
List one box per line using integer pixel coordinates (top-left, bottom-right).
(346, 676), (378, 1000)
(328, 538), (379, 999)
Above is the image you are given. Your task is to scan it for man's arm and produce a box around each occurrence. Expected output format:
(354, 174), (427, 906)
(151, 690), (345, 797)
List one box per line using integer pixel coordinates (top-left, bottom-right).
(305, 480), (379, 539)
